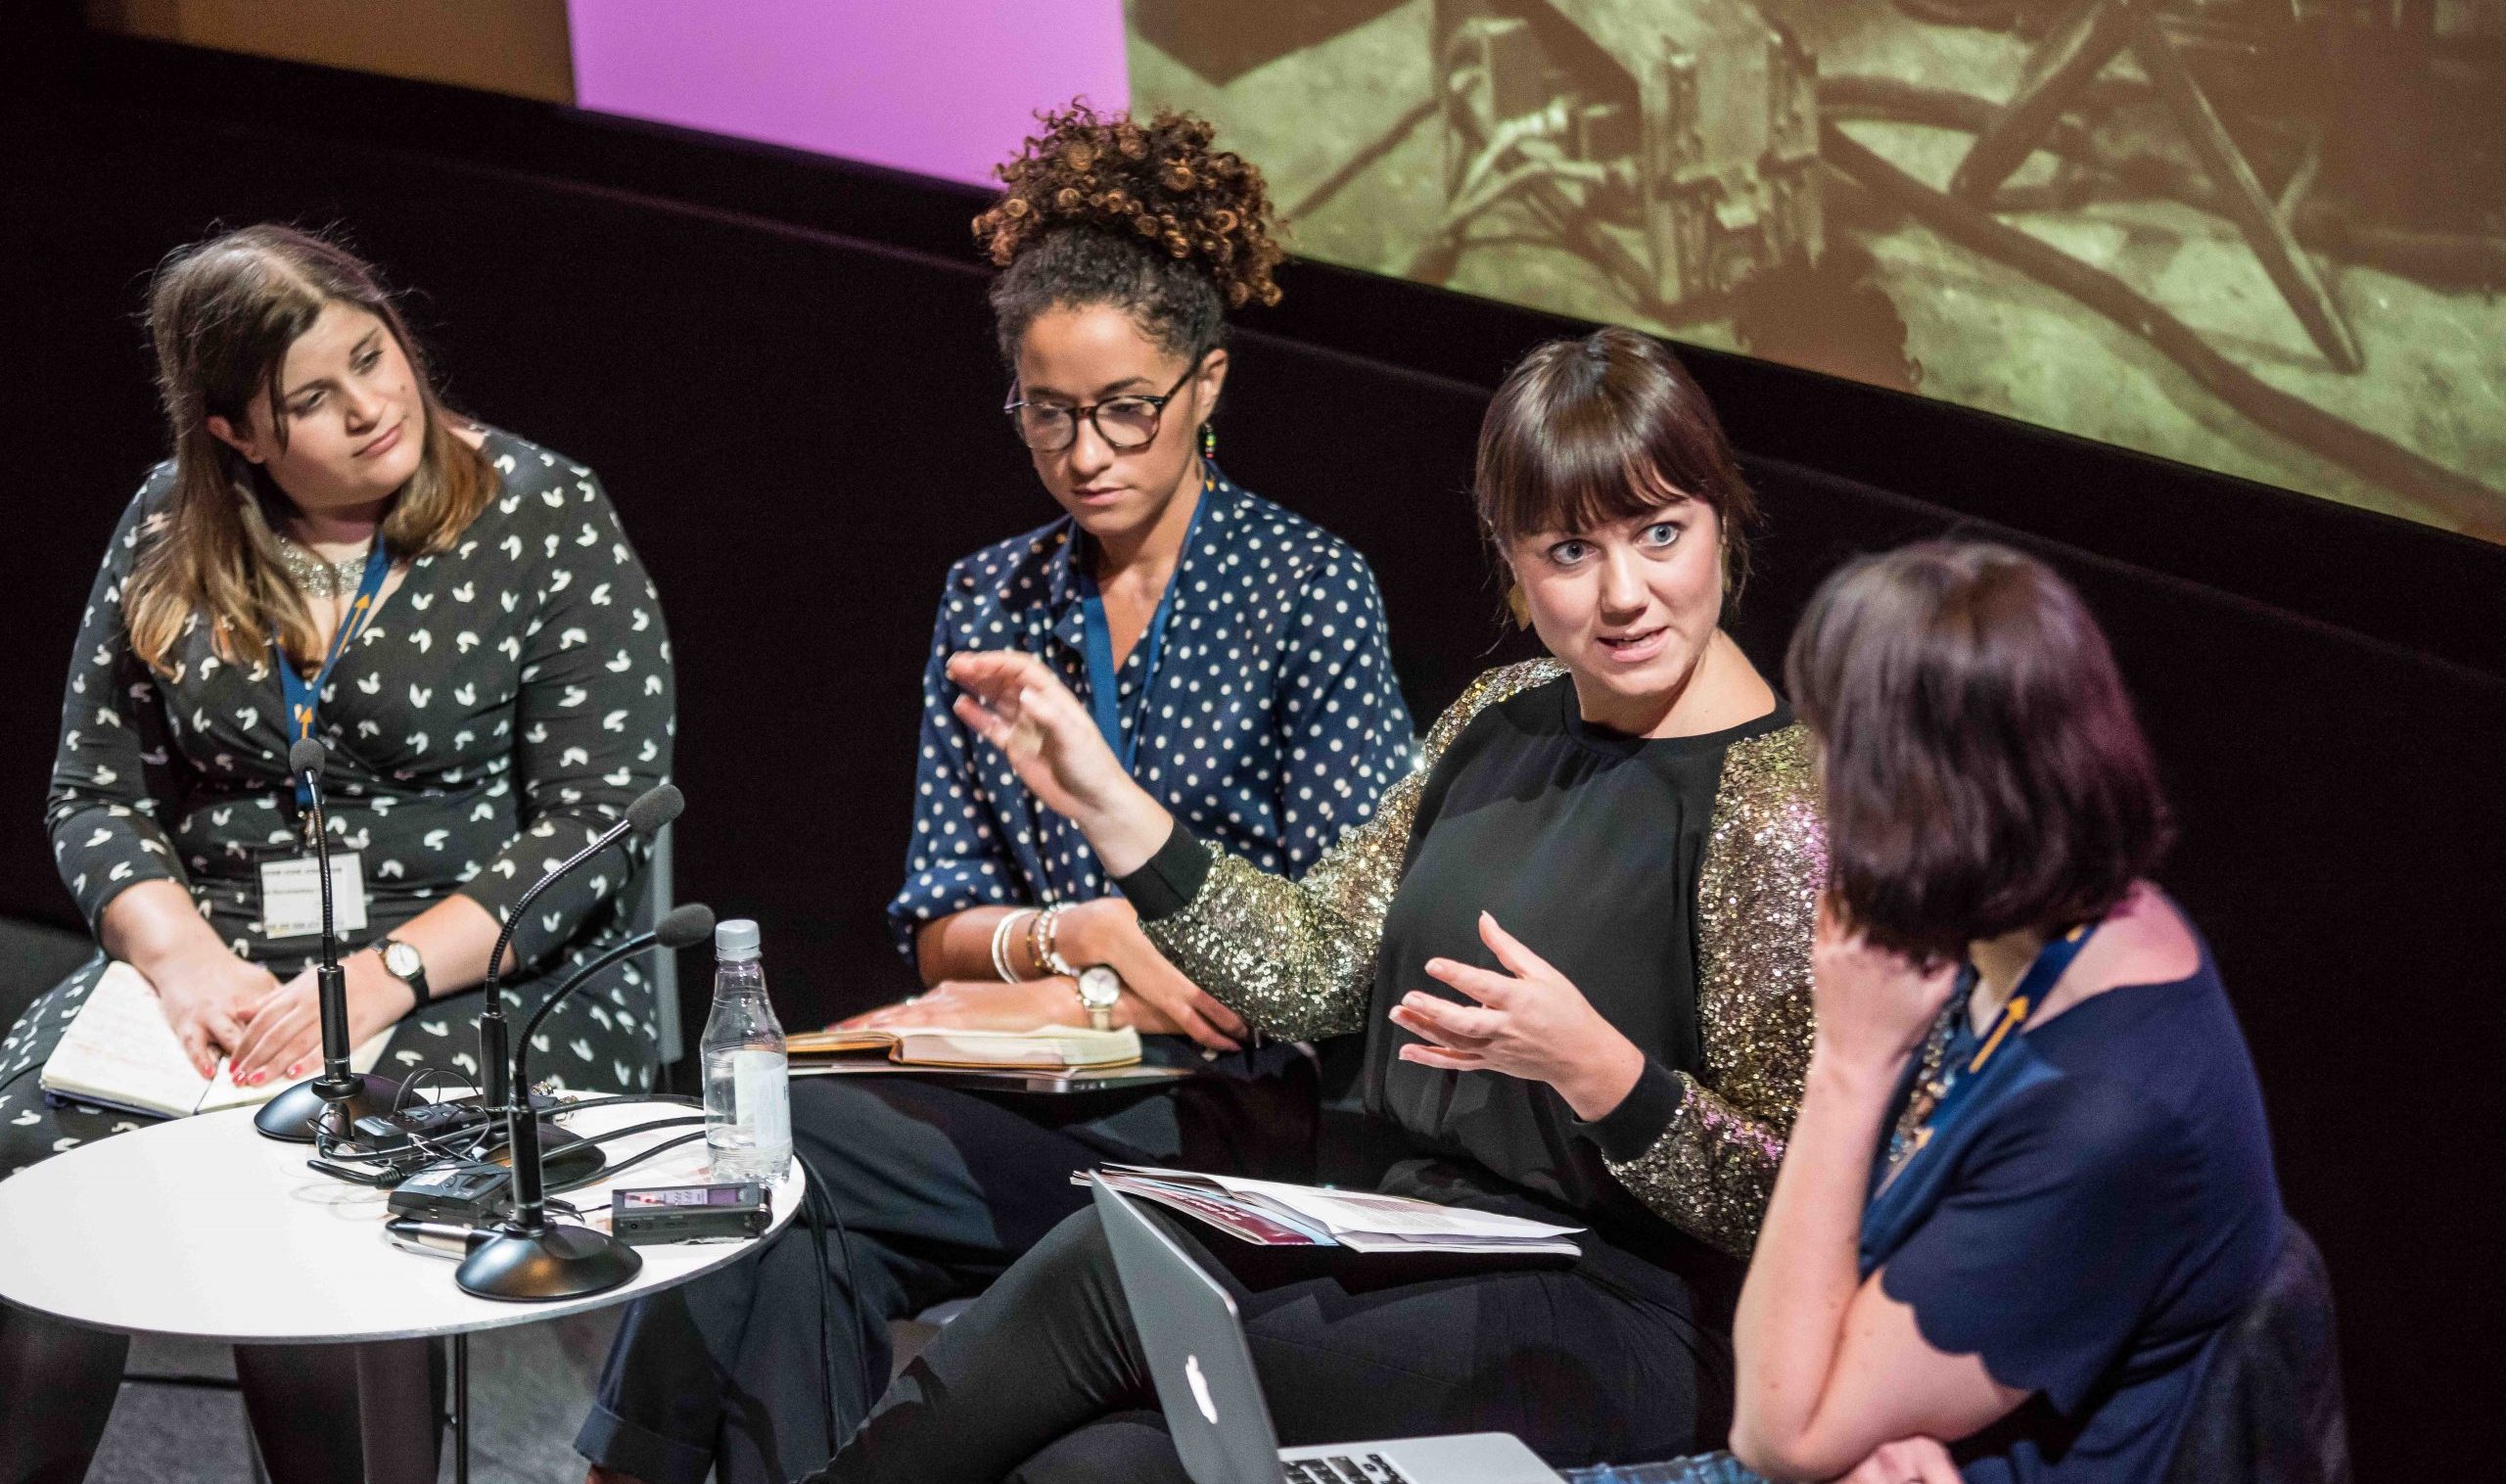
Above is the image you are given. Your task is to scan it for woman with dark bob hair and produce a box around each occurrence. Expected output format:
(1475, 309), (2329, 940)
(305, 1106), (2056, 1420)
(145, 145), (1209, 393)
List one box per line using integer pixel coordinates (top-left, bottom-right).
(1720, 543), (2281, 1483)
(0, 224), (673, 1482)
(804, 324), (1830, 1481)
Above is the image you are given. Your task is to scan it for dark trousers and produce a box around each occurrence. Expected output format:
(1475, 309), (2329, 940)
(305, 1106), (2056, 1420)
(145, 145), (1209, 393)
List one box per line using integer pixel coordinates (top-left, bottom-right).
(0, 957), (567, 1484)
(0, 1307), (443, 1484)
(813, 1198), (1731, 1484)
(579, 1054), (1317, 1484)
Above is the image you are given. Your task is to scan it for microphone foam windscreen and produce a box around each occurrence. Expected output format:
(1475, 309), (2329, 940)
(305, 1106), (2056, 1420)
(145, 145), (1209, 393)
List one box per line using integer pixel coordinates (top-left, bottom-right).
(655, 903), (716, 950)
(626, 783), (685, 836)
(289, 737), (327, 775)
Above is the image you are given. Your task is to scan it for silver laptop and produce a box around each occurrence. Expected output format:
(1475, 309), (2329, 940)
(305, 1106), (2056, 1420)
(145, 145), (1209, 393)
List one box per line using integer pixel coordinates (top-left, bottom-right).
(1090, 1174), (1565, 1484)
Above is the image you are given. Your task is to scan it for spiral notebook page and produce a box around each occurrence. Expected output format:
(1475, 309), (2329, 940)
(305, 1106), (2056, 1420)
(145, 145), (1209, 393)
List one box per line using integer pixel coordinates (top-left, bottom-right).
(42, 961), (388, 1119)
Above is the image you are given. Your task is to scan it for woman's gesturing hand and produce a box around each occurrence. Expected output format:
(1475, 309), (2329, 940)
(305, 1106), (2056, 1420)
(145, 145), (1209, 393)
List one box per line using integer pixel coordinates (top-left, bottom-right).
(947, 649), (1130, 819)
(1389, 911), (1645, 1123)
(1810, 895), (1961, 1080)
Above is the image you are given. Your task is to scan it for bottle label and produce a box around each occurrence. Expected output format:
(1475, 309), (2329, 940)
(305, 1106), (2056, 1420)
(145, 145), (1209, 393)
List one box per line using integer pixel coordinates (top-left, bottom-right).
(732, 1048), (791, 1151)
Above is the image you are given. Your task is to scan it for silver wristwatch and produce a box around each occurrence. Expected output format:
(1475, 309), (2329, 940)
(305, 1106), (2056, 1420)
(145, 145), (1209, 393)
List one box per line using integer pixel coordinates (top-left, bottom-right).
(374, 935), (430, 1006)
(1075, 965), (1123, 1032)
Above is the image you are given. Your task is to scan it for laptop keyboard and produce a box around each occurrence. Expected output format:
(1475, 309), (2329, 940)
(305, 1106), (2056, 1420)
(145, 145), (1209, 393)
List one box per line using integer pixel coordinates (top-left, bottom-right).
(1282, 1455), (1413, 1484)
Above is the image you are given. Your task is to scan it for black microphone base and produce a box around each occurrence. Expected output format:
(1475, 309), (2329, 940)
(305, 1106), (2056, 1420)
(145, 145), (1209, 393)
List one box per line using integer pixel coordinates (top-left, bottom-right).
(476, 1125), (608, 1189)
(455, 1222), (642, 1301)
(254, 1070), (404, 1143)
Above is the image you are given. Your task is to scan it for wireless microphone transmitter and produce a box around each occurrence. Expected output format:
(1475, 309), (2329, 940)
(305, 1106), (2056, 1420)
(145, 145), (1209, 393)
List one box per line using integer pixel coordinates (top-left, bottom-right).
(611, 1183), (771, 1245)
(388, 1165), (512, 1224)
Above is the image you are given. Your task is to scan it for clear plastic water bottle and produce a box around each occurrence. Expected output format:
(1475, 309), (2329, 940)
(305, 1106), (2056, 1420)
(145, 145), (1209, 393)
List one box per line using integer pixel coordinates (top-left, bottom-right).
(701, 918), (791, 1183)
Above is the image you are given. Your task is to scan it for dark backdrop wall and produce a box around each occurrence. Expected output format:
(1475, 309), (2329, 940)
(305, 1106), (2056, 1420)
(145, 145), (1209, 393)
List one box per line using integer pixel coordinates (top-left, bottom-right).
(4, 21), (2499, 1477)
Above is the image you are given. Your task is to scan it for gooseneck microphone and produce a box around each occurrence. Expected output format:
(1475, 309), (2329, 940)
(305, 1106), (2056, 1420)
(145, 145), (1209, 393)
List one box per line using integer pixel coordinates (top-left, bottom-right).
(475, 783), (683, 1112)
(256, 738), (406, 1142)
(456, 902), (715, 1302)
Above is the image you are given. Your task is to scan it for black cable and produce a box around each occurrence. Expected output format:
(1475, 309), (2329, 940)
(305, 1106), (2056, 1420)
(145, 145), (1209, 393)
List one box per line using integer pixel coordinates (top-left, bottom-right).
(559, 1114), (706, 1148)
(793, 1149), (876, 1439)
(392, 1066), (469, 1115)
(546, 1129), (706, 1193)
(800, 1163), (838, 1452)
(307, 1094), (706, 1183)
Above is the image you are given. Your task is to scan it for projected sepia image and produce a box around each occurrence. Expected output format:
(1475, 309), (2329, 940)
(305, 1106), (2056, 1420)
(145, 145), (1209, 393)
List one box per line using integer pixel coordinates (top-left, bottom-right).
(1127, 0), (2506, 541)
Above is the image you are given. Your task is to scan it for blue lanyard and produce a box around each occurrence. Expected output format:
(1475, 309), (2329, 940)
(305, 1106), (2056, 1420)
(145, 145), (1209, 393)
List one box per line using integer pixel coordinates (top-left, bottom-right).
(275, 544), (392, 808)
(1881, 920), (2098, 1190)
(1077, 493), (1205, 773)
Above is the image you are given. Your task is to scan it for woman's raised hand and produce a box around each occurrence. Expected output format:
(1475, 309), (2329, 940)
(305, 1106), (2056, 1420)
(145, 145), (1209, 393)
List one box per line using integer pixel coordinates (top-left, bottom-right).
(946, 650), (1133, 818)
(1809, 895), (1961, 1079)
(945, 650), (1174, 875)
(1390, 911), (1646, 1123)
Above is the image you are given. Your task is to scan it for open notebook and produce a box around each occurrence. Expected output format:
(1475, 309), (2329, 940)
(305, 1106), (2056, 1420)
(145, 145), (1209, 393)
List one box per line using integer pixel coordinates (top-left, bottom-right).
(40, 961), (392, 1120)
(787, 1023), (1141, 1071)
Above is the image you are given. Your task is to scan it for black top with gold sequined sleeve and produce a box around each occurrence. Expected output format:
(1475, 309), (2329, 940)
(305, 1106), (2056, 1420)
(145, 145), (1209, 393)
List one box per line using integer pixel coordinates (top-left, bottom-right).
(1119, 658), (1824, 1258)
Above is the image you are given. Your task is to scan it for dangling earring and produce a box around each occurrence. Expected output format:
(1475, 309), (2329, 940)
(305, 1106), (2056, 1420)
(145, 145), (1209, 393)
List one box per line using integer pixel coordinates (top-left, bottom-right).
(1199, 421), (1217, 460)
(1506, 582), (1531, 630)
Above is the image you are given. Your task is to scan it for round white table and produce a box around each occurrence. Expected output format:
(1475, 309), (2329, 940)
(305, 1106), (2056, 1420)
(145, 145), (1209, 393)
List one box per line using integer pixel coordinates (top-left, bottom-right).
(0, 1097), (803, 1482)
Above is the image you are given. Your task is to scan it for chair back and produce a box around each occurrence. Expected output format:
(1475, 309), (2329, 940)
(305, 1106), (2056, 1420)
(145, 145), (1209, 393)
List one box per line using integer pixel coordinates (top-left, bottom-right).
(621, 823), (684, 1067)
(2164, 1216), (2352, 1484)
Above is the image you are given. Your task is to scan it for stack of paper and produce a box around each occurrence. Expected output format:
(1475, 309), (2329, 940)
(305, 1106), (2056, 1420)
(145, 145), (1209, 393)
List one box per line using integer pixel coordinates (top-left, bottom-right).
(1081, 1164), (1584, 1256)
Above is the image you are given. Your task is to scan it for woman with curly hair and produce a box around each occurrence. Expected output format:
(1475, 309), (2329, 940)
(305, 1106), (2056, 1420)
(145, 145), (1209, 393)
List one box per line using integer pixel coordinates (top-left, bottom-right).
(575, 104), (1415, 1484)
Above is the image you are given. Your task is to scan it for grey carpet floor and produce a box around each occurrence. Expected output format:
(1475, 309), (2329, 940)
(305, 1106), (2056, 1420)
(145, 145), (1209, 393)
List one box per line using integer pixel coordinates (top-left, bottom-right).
(94, 1312), (622, 1484)
(91, 1316), (942, 1482)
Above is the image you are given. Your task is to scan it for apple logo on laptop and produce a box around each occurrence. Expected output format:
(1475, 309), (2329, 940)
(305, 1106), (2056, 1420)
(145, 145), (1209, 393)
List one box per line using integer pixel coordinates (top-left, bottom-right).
(1184, 1354), (1220, 1425)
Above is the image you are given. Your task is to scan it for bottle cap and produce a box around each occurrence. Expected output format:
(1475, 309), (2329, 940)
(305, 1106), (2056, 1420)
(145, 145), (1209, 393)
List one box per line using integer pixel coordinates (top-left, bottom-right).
(715, 918), (762, 961)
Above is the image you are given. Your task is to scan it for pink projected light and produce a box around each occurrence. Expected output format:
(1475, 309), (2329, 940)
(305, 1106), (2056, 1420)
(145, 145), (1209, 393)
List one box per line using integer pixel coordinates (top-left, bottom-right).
(567, 2), (1131, 188)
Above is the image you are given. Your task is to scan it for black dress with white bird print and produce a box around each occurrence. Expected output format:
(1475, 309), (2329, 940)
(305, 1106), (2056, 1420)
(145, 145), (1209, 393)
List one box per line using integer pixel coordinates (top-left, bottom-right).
(0, 429), (675, 1174)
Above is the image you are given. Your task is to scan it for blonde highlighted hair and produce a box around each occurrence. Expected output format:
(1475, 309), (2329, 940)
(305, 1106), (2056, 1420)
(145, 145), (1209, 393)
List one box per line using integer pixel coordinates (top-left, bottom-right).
(125, 224), (495, 673)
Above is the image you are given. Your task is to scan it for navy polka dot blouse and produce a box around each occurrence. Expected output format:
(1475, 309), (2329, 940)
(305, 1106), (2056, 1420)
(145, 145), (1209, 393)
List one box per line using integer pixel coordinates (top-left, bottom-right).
(888, 463), (1416, 956)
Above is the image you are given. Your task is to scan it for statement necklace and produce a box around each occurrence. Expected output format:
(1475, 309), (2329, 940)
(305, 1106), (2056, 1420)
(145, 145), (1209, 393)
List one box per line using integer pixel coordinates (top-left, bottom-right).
(274, 533), (378, 599)
(1882, 1001), (1962, 1175)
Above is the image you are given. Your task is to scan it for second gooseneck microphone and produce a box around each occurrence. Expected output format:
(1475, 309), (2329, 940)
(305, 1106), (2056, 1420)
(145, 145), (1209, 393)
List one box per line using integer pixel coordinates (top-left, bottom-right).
(455, 901), (715, 1302)
(475, 783), (683, 1110)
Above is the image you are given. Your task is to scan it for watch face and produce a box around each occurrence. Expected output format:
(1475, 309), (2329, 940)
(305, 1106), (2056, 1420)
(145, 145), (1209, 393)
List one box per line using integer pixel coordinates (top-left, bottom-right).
(1079, 966), (1123, 1008)
(384, 942), (421, 978)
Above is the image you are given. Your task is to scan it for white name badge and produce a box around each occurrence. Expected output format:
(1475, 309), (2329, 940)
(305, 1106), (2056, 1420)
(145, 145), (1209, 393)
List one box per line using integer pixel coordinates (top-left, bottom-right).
(259, 852), (370, 941)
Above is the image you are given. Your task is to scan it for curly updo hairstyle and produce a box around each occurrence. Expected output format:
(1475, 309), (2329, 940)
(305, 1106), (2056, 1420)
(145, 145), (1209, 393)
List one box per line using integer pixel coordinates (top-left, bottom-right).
(975, 102), (1285, 365)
